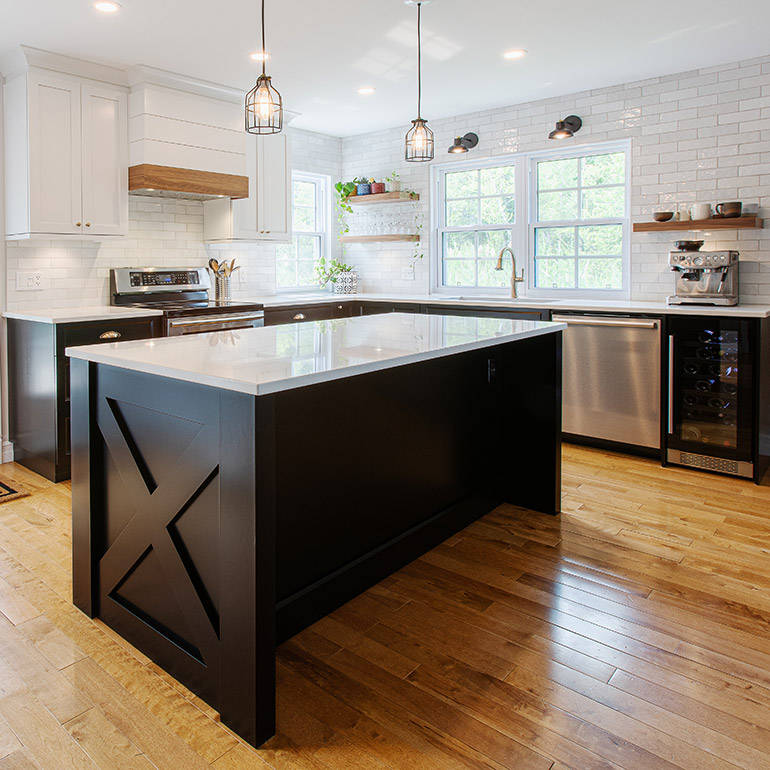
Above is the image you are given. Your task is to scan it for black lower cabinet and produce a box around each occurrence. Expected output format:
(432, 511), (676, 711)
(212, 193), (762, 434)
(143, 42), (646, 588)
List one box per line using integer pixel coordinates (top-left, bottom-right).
(359, 301), (422, 315)
(7, 316), (161, 482)
(264, 304), (333, 326)
(423, 304), (549, 321)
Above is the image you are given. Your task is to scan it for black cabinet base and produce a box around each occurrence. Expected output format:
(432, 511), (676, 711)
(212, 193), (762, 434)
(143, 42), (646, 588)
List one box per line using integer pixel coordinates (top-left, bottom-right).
(71, 332), (562, 749)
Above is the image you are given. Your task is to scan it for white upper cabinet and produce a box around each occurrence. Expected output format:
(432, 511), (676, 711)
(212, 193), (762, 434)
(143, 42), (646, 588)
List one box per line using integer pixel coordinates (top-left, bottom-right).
(4, 69), (128, 239)
(203, 132), (291, 244)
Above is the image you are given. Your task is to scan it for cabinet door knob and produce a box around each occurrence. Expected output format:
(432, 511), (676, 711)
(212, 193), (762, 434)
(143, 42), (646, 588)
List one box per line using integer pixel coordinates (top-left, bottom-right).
(337, 305), (343, 309)
(85, 222), (91, 227)
(293, 313), (306, 321)
(76, 222), (82, 227)
(99, 331), (121, 340)
(266, 230), (270, 234)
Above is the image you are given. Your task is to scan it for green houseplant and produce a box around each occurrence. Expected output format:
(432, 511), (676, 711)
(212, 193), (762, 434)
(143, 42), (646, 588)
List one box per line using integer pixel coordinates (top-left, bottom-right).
(333, 181), (356, 235)
(314, 257), (356, 290)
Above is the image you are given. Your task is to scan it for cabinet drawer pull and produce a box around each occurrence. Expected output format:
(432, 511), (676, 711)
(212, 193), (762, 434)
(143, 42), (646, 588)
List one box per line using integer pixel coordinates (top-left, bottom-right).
(99, 331), (122, 340)
(293, 313), (306, 321)
(337, 305), (343, 309)
(76, 222), (81, 227)
(85, 222), (91, 227)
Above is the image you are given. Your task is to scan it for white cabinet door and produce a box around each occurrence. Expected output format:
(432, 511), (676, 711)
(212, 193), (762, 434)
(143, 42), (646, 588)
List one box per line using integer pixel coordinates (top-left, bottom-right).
(28, 72), (82, 235)
(203, 132), (292, 243)
(255, 133), (291, 243)
(230, 135), (259, 239)
(81, 82), (128, 236)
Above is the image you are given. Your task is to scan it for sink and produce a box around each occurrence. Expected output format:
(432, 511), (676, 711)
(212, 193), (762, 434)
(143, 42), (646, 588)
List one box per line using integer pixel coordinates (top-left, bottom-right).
(441, 296), (560, 303)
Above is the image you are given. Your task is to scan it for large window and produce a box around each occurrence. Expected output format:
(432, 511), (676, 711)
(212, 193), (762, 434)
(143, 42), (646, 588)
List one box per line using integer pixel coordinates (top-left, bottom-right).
(433, 142), (629, 299)
(531, 147), (628, 294)
(276, 172), (329, 290)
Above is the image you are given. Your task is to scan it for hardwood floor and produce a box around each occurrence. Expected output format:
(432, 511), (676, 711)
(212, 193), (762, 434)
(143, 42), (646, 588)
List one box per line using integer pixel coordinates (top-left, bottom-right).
(0, 445), (769, 769)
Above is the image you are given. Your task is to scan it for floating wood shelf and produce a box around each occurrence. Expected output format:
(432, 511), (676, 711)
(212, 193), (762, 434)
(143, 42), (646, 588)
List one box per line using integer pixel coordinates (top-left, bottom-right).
(339, 234), (420, 243)
(345, 192), (420, 205)
(633, 215), (763, 233)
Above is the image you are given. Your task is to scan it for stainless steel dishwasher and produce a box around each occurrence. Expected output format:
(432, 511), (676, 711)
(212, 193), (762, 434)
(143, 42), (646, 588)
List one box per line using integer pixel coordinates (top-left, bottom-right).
(552, 313), (662, 450)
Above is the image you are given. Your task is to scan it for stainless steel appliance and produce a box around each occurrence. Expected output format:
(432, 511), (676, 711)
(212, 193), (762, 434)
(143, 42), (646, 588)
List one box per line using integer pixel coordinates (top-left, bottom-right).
(667, 250), (739, 306)
(553, 313), (662, 450)
(110, 267), (264, 336)
(665, 315), (754, 478)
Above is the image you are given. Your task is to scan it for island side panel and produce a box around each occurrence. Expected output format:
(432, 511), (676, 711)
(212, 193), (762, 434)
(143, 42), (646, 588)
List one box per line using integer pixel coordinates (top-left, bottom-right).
(492, 329), (562, 516)
(274, 334), (561, 641)
(70, 363), (275, 748)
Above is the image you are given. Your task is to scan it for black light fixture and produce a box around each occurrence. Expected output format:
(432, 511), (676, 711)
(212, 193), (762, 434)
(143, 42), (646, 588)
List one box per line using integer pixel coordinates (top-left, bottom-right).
(245, 0), (283, 134)
(448, 132), (479, 154)
(549, 115), (582, 140)
(404, 0), (434, 162)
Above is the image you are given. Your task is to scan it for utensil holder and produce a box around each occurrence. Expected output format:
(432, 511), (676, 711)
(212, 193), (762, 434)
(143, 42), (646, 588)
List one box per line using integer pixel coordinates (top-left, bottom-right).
(215, 276), (231, 302)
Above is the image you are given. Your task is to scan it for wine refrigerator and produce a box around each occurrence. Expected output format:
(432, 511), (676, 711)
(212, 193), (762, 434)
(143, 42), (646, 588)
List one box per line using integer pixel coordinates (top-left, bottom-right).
(665, 316), (755, 478)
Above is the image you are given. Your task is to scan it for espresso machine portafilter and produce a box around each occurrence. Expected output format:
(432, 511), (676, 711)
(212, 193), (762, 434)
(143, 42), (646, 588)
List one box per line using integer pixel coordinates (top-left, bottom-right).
(667, 250), (739, 306)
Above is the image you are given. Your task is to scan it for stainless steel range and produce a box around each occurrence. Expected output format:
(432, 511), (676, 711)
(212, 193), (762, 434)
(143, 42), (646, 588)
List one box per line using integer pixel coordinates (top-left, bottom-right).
(110, 267), (264, 336)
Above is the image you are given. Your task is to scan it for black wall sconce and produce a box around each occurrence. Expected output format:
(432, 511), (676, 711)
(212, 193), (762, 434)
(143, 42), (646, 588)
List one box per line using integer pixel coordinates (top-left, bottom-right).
(448, 132), (479, 154)
(548, 115), (582, 140)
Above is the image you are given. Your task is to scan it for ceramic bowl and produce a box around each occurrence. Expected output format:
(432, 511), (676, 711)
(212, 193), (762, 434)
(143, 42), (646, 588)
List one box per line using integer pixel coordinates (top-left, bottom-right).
(653, 212), (674, 222)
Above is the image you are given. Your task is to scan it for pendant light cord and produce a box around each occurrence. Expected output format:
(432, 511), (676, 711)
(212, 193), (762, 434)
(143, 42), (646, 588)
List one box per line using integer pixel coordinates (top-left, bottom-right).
(261, 0), (266, 76)
(416, 2), (422, 119)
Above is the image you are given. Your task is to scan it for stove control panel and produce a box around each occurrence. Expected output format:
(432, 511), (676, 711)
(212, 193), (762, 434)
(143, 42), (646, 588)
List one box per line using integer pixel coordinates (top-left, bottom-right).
(111, 267), (211, 296)
(129, 271), (201, 287)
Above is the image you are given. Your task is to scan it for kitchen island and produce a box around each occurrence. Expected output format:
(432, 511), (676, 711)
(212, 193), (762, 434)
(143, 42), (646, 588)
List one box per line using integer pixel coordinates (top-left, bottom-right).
(68, 312), (564, 748)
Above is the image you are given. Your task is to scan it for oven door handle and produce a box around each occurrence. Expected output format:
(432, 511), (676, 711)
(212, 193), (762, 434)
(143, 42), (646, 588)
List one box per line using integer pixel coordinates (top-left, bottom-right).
(168, 313), (264, 328)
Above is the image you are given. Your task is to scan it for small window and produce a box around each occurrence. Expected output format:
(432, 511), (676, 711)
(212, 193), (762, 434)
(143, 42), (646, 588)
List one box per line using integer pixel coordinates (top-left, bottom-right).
(531, 147), (628, 296)
(276, 173), (329, 290)
(438, 161), (520, 289)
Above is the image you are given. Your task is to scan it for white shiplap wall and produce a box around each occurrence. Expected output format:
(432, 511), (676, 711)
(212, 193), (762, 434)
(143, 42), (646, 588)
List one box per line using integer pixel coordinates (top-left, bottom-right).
(4, 128), (342, 311)
(340, 54), (770, 302)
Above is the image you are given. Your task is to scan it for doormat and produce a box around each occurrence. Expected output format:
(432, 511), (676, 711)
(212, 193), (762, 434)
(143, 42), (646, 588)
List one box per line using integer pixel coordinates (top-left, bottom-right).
(0, 477), (30, 504)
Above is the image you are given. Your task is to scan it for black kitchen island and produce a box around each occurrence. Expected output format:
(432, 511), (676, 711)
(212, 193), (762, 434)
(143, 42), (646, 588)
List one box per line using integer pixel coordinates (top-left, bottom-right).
(68, 312), (564, 748)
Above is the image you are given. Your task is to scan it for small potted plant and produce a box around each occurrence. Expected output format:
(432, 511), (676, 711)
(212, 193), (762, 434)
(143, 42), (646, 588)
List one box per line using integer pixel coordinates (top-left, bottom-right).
(386, 171), (401, 192)
(354, 176), (371, 195)
(370, 178), (386, 194)
(315, 257), (358, 294)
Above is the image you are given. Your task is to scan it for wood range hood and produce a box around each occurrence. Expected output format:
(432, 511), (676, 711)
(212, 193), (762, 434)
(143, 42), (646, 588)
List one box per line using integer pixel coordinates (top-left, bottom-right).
(128, 164), (249, 201)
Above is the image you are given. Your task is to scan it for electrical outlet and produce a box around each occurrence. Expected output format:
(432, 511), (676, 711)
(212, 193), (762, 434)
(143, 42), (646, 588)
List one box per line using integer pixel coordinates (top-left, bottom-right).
(16, 272), (43, 291)
(401, 264), (415, 281)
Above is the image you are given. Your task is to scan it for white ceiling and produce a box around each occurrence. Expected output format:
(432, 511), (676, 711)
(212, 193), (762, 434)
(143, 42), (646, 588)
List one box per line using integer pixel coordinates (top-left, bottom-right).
(3, 0), (770, 137)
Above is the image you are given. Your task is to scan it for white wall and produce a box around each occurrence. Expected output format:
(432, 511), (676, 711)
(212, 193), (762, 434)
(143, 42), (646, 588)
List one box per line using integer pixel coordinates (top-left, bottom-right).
(4, 128), (342, 311)
(340, 53), (770, 302)
(5, 54), (770, 310)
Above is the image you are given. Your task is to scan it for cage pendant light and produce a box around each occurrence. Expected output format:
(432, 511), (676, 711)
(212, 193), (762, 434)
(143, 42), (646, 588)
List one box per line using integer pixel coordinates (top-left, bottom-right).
(245, 0), (283, 134)
(404, 2), (434, 162)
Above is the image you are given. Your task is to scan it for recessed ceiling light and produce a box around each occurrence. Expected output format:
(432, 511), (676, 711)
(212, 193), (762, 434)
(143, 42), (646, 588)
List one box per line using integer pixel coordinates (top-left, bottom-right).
(358, 86), (376, 96)
(503, 49), (527, 60)
(93, 1), (122, 12)
(249, 50), (271, 62)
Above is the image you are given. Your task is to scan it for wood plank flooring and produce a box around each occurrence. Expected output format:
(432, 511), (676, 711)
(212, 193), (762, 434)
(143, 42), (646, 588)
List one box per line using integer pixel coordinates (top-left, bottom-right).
(0, 445), (769, 769)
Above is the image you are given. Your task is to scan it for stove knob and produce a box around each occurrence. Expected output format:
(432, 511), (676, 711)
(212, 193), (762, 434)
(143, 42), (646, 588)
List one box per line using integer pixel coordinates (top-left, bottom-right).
(693, 255), (704, 266)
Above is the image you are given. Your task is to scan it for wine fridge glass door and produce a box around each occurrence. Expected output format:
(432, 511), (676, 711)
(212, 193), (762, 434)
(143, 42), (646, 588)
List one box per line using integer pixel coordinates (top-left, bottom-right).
(668, 316), (753, 460)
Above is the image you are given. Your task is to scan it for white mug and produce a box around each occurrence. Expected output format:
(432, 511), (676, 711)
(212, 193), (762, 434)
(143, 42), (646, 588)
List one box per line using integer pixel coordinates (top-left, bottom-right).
(691, 203), (712, 221)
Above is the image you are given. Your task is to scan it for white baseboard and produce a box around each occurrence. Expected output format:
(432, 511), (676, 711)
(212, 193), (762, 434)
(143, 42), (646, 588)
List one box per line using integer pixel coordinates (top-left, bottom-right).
(2, 441), (14, 465)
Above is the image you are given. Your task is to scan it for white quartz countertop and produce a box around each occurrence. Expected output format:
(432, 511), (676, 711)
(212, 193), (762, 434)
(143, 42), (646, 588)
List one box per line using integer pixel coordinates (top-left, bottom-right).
(7, 294), (770, 323)
(66, 313), (566, 396)
(3, 306), (164, 324)
(259, 292), (770, 318)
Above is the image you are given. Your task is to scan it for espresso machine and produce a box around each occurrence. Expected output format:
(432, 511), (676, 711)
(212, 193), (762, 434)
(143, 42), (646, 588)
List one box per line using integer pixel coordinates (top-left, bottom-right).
(667, 250), (739, 306)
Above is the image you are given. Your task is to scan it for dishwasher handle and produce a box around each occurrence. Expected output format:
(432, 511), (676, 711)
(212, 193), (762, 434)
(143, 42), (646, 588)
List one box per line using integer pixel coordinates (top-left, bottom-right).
(551, 314), (659, 330)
